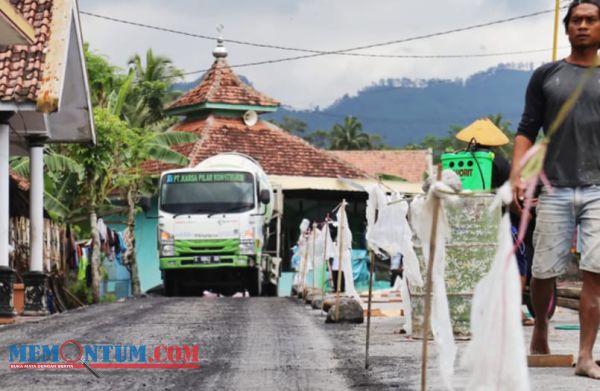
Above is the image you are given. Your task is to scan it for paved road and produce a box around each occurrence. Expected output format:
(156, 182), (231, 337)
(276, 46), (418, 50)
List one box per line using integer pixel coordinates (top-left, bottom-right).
(2, 297), (599, 390)
(0, 297), (351, 391)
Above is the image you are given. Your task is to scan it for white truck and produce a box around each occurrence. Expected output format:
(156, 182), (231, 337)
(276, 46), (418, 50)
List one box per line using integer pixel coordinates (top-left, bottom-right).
(157, 153), (281, 296)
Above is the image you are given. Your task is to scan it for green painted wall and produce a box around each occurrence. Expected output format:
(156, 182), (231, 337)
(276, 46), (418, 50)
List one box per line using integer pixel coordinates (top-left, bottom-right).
(107, 199), (161, 293)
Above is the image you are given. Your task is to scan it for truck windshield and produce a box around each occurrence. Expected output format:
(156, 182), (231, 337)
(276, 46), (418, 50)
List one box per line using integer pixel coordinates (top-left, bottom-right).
(159, 171), (255, 214)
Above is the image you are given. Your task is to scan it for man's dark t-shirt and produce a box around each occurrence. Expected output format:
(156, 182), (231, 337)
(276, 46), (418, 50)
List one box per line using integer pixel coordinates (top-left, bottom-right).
(517, 60), (600, 187)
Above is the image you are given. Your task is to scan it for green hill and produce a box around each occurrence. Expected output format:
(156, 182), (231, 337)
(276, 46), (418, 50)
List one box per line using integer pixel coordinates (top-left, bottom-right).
(265, 64), (534, 147)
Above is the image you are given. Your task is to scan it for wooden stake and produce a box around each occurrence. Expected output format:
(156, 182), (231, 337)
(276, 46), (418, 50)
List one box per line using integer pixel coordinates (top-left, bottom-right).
(421, 169), (442, 391)
(63, 286), (86, 308)
(365, 249), (376, 369)
(335, 200), (346, 322)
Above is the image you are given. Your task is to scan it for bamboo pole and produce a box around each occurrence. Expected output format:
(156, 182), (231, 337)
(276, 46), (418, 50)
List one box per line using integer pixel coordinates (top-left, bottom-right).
(552, 0), (560, 61)
(320, 218), (330, 309)
(365, 249), (376, 369)
(335, 200), (347, 322)
(421, 169), (442, 391)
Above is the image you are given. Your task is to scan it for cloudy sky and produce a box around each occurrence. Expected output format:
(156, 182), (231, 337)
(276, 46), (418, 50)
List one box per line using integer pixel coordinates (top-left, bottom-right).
(78, 0), (572, 109)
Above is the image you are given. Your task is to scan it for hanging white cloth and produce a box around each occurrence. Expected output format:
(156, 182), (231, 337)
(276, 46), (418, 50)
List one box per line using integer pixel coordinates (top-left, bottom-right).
(366, 184), (424, 335)
(336, 203), (359, 299)
(410, 181), (457, 391)
(294, 219), (311, 286)
(461, 183), (530, 391)
(369, 198), (423, 289)
(366, 184), (389, 251)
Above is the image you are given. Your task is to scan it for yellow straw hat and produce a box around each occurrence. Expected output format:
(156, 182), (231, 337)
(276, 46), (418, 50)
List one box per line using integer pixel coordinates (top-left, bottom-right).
(455, 118), (510, 146)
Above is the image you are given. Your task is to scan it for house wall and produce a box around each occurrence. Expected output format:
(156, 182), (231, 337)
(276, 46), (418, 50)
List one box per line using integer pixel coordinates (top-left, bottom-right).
(107, 199), (161, 293)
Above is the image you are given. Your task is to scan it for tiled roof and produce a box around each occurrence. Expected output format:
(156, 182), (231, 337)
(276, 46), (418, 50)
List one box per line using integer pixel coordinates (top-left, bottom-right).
(166, 58), (279, 112)
(329, 150), (429, 183)
(9, 169), (29, 191)
(142, 115), (367, 179)
(0, 0), (52, 103)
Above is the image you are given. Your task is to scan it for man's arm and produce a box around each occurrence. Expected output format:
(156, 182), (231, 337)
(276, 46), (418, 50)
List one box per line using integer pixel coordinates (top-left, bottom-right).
(510, 134), (534, 208)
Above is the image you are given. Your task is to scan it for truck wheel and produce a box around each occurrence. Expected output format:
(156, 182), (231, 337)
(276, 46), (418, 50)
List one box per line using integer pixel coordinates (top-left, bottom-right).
(163, 271), (178, 297)
(247, 268), (262, 297)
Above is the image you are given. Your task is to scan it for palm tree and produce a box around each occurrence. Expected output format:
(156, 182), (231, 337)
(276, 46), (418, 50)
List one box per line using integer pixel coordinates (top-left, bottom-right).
(127, 49), (183, 125)
(329, 116), (375, 150)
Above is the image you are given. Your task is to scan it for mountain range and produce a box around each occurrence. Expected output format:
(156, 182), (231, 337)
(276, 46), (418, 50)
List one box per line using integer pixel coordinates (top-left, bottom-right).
(174, 63), (536, 147)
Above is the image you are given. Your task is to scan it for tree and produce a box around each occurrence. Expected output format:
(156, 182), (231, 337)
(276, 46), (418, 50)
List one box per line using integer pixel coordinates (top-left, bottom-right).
(127, 49), (183, 125)
(115, 129), (197, 295)
(271, 116), (307, 135)
(66, 107), (132, 303)
(10, 148), (83, 221)
(329, 116), (380, 150)
(84, 44), (124, 108)
(304, 129), (331, 149)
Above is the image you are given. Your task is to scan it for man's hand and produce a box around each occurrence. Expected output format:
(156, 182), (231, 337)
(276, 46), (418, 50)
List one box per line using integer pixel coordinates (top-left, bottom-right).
(510, 134), (535, 214)
(511, 175), (525, 214)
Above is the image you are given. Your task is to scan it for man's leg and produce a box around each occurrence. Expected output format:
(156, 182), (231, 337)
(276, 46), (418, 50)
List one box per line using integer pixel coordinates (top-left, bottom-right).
(575, 271), (600, 378)
(530, 276), (556, 354)
(529, 187), (575, 354)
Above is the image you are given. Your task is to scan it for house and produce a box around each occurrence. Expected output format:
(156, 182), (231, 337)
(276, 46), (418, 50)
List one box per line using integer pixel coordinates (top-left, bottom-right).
(132, 39), (423, 291)
(0, 0), (94, 322)
(329, 150), (431, 183)
(0, 0), (35, 45)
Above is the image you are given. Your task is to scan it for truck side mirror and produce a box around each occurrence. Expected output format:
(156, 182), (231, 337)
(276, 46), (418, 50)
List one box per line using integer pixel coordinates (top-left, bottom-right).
(259, 189), (271, 205)
(140, 196), (152, 213)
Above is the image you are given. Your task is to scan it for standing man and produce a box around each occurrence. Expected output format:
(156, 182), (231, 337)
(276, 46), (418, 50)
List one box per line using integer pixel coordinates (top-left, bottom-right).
(511, 0), (600, 379)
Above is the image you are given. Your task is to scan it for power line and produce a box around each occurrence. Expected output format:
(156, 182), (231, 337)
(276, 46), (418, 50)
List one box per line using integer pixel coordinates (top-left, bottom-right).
(81, 7), (564, 66)
(179, 46), (570, 78)
(177, 9), (567, 77)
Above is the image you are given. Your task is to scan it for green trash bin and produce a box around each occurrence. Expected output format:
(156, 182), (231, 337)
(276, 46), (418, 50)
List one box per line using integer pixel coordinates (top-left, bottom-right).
(441, 151), (494, 191)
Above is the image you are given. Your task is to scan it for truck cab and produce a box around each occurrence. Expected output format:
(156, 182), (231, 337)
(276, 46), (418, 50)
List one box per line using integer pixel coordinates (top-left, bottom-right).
(158, 153), (274, 296)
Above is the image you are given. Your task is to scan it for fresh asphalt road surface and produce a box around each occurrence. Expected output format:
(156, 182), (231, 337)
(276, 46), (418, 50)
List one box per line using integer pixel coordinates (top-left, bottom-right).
(0, 297), (352, 391)
(2, 296), (597, 390)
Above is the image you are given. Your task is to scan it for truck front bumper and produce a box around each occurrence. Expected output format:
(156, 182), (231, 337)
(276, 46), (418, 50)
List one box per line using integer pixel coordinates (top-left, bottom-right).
(159, 255), (249, 270)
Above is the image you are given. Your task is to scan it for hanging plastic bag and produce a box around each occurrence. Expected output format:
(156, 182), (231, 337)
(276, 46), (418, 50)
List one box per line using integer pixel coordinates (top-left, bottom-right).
(461, 183), (530, 391)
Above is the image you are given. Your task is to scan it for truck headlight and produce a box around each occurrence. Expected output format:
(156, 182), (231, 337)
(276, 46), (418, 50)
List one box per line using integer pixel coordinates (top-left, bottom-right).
(161, 244), (175, 257)
(159, 230), (175, 256)
(239, 239), (254, 255)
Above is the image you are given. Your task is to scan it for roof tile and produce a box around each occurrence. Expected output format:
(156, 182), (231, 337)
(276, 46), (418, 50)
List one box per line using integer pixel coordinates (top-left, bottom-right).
(166, 58), (279, 112)
(142, 116), (367, 179)
(0, 0), (52, 103)
(329, 150), (429, 183)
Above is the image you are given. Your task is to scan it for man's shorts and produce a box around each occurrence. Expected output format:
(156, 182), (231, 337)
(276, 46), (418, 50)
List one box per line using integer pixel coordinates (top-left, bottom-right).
(532, 185), (600, 279)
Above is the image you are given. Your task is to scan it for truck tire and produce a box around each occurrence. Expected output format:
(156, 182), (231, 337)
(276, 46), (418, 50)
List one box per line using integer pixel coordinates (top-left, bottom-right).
(163, 271), (179, 297)
(247, 267), (262, 297)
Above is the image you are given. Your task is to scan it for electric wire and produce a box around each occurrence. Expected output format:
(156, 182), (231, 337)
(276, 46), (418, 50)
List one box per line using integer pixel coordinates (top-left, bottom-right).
(81, 9), (559, 58)
(81, 6), (569, 78)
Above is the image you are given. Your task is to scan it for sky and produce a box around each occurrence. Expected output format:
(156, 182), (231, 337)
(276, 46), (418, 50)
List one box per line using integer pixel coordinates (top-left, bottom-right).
(78, 0), (572, 109)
